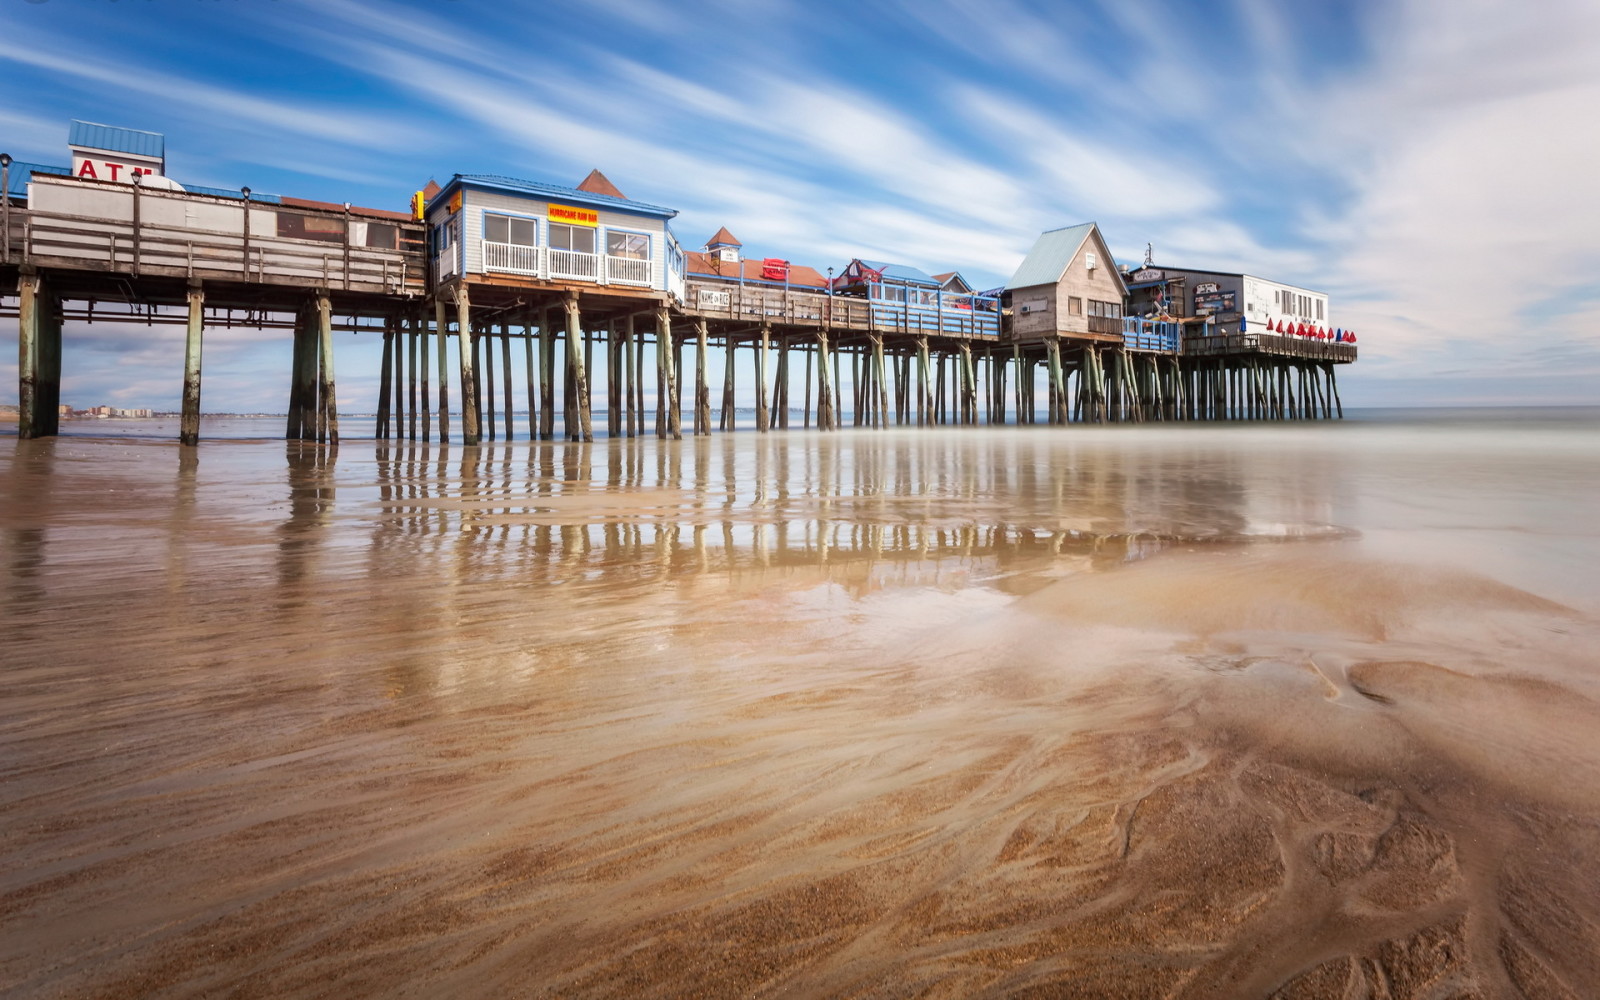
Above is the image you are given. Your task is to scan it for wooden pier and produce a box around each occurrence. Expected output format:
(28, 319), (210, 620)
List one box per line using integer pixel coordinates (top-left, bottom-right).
(4, 160), (1356, 445)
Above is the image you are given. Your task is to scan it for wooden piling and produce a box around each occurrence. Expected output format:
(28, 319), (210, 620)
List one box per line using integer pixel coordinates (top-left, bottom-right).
(756, 324), (771, 433)
(377, 316), (393, 439)
(695, 317), (710, 436)
(435, 297), (450, 443)
(564, 292), (591, 442)
(524, 320), (537, 440)
(316, 290), (338, 446)
(539, 307), (555, 441)
(657, 304), (680, 440)
(409, 310), (420, 441)
(501, 323), (514, 441)
(181, 283), (205, 446)
(457, 286), (479, 446)
(816, 329), (835, 431)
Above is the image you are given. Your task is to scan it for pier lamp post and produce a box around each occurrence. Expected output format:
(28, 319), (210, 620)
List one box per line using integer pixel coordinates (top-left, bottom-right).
(1, 153), (11, 265)
(240, 187), (251, 279)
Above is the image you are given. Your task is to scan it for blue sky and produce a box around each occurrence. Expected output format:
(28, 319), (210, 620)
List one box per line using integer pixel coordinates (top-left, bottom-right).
(3, 0), (1598, 413)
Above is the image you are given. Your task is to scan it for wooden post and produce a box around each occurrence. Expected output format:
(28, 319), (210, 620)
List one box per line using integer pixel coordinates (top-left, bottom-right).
(624, 315), (638, 437)
(316, 290), (338, 446)
(409, 310), (420, 441)
(959, 343), (976, 426)
(377, 317), (393, 439)
(756, 324), (770, 433)
(803, 340), (812, 429)
(564, 292), (591, 442)
(16, 269), (52, 439)
(916, 337), (931, 426)
(531, 318), (544, 438)
(605, 320), (620, 438)
(377, 313), (393, 435)
(435, 296), (450, 443)
(634, 319), (646, 437)
(721, 332), (736, 431)
(872, 334), (889, 430)
(539, 307), (556, 440)
(420, 306), (432, 442)
(816, 329), (834, 431)
(457, 286), (479, 445)
(695, 317), (710, 436)
(501, 323), (514, 441)
(1328, 363), (1343, 419)
(178, 282), (207, 446)
(656, 304), (680, 440)
(1046, 342), (1066, 425)
(478, 324), (492, 441)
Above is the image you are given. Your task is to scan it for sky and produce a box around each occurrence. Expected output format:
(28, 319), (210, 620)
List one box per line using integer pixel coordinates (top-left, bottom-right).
(2, 0), (1598, 413)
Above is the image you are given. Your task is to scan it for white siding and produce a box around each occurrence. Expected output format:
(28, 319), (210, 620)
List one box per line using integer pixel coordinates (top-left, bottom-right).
(461, 187), (669, 290)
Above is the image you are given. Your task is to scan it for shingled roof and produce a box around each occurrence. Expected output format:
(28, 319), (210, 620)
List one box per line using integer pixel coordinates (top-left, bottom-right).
(576, 169), (626, 199)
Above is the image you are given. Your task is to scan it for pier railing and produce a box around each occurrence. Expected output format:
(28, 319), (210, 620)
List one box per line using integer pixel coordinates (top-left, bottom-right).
(1122, 318), (1180, 352)
(1183, 332), (1357, 362)
(684, 279), (999, 338)
(11, 176), (425, 296)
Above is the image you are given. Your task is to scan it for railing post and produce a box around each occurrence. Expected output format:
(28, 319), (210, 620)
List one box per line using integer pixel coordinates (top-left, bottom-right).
(1, 153), (10, 265)
(131, 172), (142, 277)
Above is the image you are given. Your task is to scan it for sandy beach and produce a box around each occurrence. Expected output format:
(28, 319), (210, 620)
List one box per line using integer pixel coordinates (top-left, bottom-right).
(3, 414), (1598, 998)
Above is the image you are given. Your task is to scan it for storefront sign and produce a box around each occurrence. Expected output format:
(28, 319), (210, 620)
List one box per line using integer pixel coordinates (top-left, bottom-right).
(1131, 268), (1164, 282)
(1194, 290), (1236, 314)
(1194, 281), (1220, 295)
(548, 203), (599, 227)
(699, 289), (731, 308)
(71, 155), (159, 183)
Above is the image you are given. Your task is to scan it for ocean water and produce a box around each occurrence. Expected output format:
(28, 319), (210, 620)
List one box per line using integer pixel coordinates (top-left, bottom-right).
(3, 409), (1598, 997)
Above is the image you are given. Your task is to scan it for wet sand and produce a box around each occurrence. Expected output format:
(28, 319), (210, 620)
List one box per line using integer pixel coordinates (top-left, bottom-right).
(3, 420), (1599, 998)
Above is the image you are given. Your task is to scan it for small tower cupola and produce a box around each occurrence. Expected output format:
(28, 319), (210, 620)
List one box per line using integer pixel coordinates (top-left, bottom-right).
(704, 226), (742, 263)
(576, 169), (626, 199)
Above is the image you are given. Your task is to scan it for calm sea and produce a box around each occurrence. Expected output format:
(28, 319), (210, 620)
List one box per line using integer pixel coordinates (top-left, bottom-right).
(4, 408), (1598, 997)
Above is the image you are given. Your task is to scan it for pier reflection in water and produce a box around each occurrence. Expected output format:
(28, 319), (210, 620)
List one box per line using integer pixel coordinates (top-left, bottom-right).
(3, 421), (1597, 999)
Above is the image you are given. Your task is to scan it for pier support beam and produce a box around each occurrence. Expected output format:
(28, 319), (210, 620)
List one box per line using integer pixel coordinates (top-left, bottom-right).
(564, 292), (591, 442)
(286, 300), (317, 440)
(695, 318), (710, 436)
(656, 304), (680, 440)
(180, 281), (205, 446)
(456, 286), (479, 446)
(16, 268), (62, 440)
(376, 316), (394, 440)
(756, 324), (770, 433)
(501, 323), (514, 441)
(435, 297), (450, 443)
(316, 290), (338, 445)
(816, 330), (835, 431)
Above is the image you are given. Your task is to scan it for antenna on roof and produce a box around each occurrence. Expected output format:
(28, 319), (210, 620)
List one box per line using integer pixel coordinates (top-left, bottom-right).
(1144, 243), (1154, 268)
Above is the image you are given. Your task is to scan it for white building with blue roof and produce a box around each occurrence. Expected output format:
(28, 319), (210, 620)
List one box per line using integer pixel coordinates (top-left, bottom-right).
(425, 168), (684, 301)
(68, 120), (165, 184)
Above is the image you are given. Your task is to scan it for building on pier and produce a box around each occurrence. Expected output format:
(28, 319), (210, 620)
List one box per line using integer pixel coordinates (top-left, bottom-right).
(832, 259), (1000, 337)
(683, 227), (829, 290)
(425, 168), (685, 302)
(1123, 264), (1334, 340)
(1004, 222), (1128, 344)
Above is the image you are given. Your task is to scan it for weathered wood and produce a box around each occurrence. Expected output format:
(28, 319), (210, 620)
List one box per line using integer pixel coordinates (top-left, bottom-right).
(420, 306), (432, 442)
(179, 285), (206, 446)
(524, 321), (537, 440)
(756, 324), (771, 433)
(501, 324), (514, 441)
(377, 317), (393, 439)
(478, 324), (492, 441)
(565, 292), (591, 442)
(657, 304), (680, 440)
(408, 310), (420, 441)
(457, 287), (479, 446)
(605, 320), (620, 438)
(816, 330), (835, 431)
(695, 317), (710, 436)
(539, 307), (555, 441)
(720, 332), (736, 431)
(316, 290), (338, 446)
(434, 297), (450, 443)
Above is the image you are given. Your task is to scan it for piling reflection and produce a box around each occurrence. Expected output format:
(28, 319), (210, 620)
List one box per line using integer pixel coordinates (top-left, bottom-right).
(363, 432), (1344, 591)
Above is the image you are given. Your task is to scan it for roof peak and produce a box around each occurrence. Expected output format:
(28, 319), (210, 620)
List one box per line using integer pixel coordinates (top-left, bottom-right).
(576, 168), (626, 199)
(706, 225), (741, 247)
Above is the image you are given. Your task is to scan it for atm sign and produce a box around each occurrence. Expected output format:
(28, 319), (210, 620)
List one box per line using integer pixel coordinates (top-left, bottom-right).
(548, 203), (599, 227)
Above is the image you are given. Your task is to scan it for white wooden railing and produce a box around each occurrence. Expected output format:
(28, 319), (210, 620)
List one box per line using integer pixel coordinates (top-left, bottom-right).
(606, 255), (652, 286)
(482, 241), (539, 275)
(548, 248), (598, 281)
